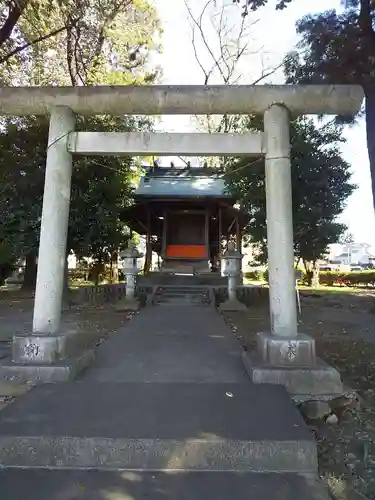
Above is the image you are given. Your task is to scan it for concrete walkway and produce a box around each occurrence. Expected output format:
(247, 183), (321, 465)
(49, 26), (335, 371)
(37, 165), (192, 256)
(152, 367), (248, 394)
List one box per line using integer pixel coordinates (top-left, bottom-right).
(81, 305), (249, 383)
(0, 305), (329, 499)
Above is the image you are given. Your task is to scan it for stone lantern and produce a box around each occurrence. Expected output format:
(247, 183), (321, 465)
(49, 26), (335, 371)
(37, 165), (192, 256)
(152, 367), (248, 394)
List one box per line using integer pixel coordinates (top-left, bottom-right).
(116, 241), (143, 311)
(219, 241), (247, 312)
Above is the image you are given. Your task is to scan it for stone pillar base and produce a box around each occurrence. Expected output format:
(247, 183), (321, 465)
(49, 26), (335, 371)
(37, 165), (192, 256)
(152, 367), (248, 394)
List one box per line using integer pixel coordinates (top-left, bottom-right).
(10, 332), (96, 383)
(115, 298), (140, 312)
(219, 298), (247, 312)
(12, 334), (67, 365)
(257, 332), (316, 366)
(242, 332), (343, 399)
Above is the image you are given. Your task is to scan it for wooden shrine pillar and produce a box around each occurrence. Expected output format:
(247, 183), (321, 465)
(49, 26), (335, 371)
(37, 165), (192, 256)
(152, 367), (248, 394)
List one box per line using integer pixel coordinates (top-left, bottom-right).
(144, 210), (152, 274)
(236, 216), (241, 252)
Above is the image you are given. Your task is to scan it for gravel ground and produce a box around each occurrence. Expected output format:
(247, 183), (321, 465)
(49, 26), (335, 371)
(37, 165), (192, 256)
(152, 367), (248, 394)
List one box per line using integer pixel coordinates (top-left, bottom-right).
(224, 290), (375, 500)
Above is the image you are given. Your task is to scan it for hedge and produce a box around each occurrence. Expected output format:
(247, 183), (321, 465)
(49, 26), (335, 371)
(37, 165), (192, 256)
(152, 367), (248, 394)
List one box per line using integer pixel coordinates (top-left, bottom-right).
(244, 269), (375, 287)
(244, 270), (264, 281)
(319, 271), (375, 287)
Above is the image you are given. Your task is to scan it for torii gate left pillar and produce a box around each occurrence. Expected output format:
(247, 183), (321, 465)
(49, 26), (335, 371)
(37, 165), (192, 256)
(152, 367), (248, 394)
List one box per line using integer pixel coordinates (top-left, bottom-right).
(13, 106), (77, 365)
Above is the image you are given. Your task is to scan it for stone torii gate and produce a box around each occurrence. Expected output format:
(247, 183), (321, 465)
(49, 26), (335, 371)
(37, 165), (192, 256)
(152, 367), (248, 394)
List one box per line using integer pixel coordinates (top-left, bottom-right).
(5, 84), (364, 395)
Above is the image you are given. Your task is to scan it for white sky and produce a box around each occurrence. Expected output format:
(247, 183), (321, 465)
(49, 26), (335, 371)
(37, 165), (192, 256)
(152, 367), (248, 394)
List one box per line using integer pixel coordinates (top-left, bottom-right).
(153, 0), (375, 248)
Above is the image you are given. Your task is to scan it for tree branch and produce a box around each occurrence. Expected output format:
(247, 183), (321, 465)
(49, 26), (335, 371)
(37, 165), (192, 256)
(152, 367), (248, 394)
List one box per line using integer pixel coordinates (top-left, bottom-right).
(93, 0), (132, 60)
(0, 0), (29, 47)
(66, 24), (76, 85)
(251, 59), (284, 84)
(0, 21), (78, 64)
(186, 0), (228, 83)
(191, 24), (210, 84)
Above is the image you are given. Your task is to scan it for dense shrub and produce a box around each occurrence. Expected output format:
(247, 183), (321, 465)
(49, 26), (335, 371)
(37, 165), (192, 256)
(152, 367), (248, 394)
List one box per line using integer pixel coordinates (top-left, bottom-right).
(319, 271), (375, 287)
(244, 270), (264, 281)
(0, 262), (16, 286)
(263, 269), (268, 283)
(259, 268), (305, 284)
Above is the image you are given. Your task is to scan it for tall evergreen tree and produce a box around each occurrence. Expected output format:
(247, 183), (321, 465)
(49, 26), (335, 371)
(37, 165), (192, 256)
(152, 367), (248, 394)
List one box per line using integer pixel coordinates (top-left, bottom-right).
(225, 117), (356, 282)
(283, 3), (375, 210)
(0, 0), (162, 287)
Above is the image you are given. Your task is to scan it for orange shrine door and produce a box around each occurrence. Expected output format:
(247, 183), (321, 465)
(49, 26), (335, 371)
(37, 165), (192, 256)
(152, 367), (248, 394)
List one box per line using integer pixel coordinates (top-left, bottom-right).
(165, 211), (208, 259)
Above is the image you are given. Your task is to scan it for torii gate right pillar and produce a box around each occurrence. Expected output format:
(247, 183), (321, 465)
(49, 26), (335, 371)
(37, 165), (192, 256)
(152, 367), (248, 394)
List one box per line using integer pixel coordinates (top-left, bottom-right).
(243, 102), (343, 401)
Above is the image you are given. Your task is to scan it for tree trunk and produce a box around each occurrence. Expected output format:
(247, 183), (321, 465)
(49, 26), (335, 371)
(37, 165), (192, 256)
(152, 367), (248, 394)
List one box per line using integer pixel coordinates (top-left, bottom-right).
(365, 87), (375, 214)
(93, 259), (103, 286)
(311, 262), (320, 288)
(303, 260), (320, 288)
(61, 256), (71, 310)
(144, 237), (152, 274)
(21, 251), (37, 290)
(110, 251), (119, 283)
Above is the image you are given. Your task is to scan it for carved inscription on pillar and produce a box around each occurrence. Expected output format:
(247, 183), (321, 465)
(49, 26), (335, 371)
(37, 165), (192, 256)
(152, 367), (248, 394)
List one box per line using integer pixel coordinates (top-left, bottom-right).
(23, 343), (40, 359)
(279, 340), (297, 363)
(287, 341), (297, 361)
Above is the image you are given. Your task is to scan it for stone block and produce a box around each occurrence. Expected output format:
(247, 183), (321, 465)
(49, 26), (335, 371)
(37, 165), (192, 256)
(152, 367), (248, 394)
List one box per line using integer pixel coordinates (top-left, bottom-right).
(0, 435), (317, 472)
(0, 349), (94, 384)
(257, 332), (316, 367)
(242, 351), (343, 398)
(0, 382), (317, 472)
(12, 335), (67, 365)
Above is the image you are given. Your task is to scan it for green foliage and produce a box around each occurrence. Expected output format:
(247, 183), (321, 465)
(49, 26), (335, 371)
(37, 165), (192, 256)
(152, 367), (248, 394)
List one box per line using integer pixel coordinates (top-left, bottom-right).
(232, 0), (292, 16)
(0, 241), (16, 285)
(225, 117), (355, 264)
(0, 114), (151, 266)
(0, 116), (47, 257)
(0, 0), (161, 280)
(0, 0), (162, 86)
(283, 2), (375, 211)
(68, 115), (151, 262)
(319, 270), (375, 287)
(284, 6), (374, 89)
(243, 269), (263, 281)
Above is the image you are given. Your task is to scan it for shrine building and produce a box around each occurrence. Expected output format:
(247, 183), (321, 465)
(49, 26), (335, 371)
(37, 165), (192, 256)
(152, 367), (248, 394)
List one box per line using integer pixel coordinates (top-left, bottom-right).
(125, 162), (247, 276)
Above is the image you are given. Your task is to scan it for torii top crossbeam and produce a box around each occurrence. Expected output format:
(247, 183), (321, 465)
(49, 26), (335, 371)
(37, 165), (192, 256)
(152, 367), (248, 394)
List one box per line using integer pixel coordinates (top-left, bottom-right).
(0, 84), (364, 116)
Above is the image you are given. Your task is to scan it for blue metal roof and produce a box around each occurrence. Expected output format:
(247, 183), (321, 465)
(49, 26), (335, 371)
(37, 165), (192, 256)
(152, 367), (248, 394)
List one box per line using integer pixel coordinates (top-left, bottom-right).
(135, 167), (230, 198)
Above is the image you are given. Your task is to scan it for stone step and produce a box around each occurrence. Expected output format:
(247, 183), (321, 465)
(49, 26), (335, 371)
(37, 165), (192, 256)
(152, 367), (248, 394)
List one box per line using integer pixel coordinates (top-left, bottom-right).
(0, 382), (316, 472)
(155, 301), (211, 307)
(155, 292), (209, 299)
(154, 295), (210, 303)
(155, 288), (210, 296)
(153, 287), (211, 306)
(0, 470), (331, 500)
(153, 286), (211, 306)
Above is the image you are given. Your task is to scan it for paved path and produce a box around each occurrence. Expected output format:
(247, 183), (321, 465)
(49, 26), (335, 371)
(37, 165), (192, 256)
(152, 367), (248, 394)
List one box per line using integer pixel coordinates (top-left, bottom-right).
(81, 305), (249, 383)
(0, 304), (326, 499)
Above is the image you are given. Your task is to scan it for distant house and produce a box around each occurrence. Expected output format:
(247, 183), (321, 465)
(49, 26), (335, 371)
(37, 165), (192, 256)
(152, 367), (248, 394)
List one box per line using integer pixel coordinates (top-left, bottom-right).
(331, 243), (375, 267)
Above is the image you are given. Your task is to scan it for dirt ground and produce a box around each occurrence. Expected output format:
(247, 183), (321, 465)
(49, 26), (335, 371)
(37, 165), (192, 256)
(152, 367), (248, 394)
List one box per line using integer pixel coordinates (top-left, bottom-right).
(0, 289), (133, 410)
(225, 289), (375, 500)
(0, 289), (132, 342)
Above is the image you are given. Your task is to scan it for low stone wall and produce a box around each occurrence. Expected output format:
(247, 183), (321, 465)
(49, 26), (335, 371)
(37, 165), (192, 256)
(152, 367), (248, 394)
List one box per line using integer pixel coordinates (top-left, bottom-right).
(72, 282), (269, 307)
(137, 273), (227, 287)
(72, 283), (152, 306)
(214, 285), (269, 307)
